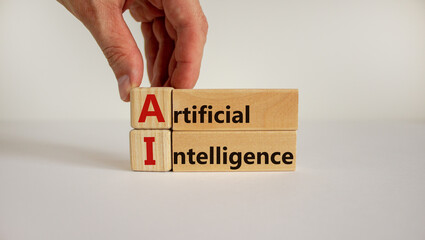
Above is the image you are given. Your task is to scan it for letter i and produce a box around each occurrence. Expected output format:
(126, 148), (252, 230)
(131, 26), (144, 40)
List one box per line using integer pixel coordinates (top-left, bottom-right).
(144, 137), (156, 165)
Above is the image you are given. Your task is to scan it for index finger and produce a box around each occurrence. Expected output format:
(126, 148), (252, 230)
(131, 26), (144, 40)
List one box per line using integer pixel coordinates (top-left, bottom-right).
(162, 0), (208, 88)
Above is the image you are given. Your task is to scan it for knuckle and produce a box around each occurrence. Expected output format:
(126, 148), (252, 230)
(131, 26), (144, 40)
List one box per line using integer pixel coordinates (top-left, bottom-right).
(199, 15), (208, 42)
(198, 14), (208, 37)
(201, 15), (208, 33)
(102, 45), (128, 68)
(74, 1), (117, 24)
(71, 3), (97, 23)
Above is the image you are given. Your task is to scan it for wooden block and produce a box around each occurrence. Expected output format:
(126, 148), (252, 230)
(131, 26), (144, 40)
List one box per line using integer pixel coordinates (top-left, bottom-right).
(130, 87), (173, 129)
(172, 89), (298, 130)
(172, 131), (296, 171)
(130, 130), (171, 171)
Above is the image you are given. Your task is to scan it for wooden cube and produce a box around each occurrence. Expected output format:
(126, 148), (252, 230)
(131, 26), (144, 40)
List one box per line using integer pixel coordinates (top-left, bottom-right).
(172, 89), (298, 131)
(130, 87), (173, 129)
(130, 130), (171, 171)
(172, 131), (296, 171)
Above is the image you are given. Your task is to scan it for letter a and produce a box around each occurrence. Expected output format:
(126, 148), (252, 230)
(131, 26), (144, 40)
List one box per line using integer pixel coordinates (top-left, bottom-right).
(144, 137), (156, 165)
(138, 94), (165, 123)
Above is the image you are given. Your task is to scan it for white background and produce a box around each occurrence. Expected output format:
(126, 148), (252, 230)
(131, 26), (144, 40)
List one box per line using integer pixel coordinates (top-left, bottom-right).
(1, 1), (425, 239)
(1, 0), (424, 121)
(1, 121), (424, 239)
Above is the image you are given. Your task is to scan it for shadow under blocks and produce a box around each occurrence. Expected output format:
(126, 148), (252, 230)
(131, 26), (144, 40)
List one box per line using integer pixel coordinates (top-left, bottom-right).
(130, 88), (298, 172)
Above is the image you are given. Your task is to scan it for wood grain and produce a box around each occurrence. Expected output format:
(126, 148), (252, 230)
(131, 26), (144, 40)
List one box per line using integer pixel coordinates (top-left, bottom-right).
(130, 87), (173, 129)
(172, 131), (296, 171)
(130, 130), (171, 171)
(172, 89), (298, 130)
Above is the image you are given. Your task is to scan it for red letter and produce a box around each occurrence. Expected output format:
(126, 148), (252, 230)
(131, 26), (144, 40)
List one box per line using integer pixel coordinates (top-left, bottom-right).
(138, 94), (165, 123)
(144, 137), (156, 165)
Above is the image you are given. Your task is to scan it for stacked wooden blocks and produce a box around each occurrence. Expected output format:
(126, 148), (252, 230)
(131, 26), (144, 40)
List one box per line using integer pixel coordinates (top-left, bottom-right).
(130, 88), (298, 172)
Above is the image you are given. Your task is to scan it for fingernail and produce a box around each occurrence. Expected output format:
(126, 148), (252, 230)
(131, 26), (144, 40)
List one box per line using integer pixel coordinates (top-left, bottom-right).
(117, 75), (131, 101)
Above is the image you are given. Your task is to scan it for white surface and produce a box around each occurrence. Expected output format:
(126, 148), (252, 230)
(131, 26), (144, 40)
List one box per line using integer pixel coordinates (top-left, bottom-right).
(1, 121), (424, 239)
(1, 0), (425, 121)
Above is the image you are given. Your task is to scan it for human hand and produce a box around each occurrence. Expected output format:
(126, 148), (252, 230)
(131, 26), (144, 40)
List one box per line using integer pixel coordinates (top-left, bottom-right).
(58, 0), (208, 101)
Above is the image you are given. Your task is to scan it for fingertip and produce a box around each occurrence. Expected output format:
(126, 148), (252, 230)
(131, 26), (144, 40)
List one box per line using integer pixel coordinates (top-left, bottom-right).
(171, 77), (197, 89)
(117, 75), (132, 101)
(129, 67), (143, 88)
(170, 61), (199, 89)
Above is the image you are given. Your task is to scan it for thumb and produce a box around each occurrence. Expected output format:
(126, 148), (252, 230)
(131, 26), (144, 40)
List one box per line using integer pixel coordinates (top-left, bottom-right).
(84, 7), (143, 102)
